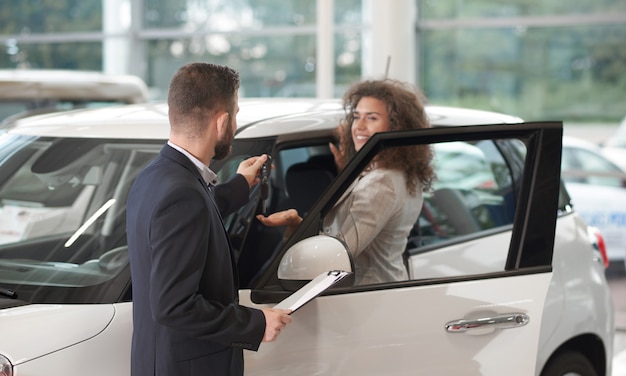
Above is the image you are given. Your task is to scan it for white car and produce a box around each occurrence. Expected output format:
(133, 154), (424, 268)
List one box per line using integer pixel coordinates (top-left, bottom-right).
(0, 69), (149, 124)
(0, 99), (614, 376)
(562, 135), (626, 270)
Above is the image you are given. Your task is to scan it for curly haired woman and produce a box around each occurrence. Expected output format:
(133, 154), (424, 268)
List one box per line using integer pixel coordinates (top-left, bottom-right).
(258, 78), (434, 285)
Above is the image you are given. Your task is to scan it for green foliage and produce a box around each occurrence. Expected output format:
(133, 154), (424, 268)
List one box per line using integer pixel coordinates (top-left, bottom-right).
(421, 22), (626, 122)
(0, 0), (101, 69)
(0, 0), (623, 122)
(420, 0), (626, 18)
(0, 0), (101, 34)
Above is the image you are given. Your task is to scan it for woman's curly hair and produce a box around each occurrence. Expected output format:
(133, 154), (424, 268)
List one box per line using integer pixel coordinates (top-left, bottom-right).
(335, 79), (435, 195)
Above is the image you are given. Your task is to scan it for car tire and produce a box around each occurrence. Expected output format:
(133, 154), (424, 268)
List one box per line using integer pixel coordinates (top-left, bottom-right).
(541, 351), (597, 376)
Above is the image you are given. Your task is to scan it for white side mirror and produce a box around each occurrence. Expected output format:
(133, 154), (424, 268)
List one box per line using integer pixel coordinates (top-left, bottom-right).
(278, 235), (354, 291)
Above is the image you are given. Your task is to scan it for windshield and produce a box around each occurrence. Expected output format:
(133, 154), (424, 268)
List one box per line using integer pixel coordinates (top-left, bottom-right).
(0, 133), (162, 304)
(0, 99), (129, 125)
(606, 116), (626, 148)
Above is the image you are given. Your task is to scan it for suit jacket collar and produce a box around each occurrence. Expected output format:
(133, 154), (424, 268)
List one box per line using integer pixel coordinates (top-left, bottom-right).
(161, 144), (211, 193)
(160, 144), (241, 290)
(167, 141), (218, 186)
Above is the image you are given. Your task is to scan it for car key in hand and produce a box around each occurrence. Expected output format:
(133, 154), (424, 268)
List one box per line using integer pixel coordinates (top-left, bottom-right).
(260, 155), (272, 214)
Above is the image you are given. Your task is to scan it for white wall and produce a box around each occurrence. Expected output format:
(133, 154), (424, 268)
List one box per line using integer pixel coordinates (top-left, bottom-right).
(362, 0), (416, 82)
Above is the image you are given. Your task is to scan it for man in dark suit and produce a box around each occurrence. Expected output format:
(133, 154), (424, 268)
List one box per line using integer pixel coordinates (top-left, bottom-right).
(126, 62), (291, 376)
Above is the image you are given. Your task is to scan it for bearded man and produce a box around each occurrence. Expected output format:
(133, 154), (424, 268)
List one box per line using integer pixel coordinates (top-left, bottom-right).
(126, 62), (291, 376)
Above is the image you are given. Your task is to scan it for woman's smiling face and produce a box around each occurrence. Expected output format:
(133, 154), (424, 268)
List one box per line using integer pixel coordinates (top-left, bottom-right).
(351, 96), (391, 151)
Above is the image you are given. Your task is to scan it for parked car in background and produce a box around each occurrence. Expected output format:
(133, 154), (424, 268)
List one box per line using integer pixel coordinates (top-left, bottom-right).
(602, 114), (626, 172)
(0, 100), (614, 376)
(562, 135), (626, 270)
(0, 69), (149, 125)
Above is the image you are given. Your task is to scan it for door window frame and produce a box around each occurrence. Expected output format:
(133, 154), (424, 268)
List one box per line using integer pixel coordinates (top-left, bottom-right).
(250, 122), (563, 302)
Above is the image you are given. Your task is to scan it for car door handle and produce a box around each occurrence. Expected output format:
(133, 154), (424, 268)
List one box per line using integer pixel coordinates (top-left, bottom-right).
(445, 313), (529, 334)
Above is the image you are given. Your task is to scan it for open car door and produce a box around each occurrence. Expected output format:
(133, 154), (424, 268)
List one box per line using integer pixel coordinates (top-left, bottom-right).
(241, 121), (562, 375)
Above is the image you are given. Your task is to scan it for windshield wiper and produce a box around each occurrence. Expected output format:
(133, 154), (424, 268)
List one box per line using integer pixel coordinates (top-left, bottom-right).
(0, 286), (17, 299)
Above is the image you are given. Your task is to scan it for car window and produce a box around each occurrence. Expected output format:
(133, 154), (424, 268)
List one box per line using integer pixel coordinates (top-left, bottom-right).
(230, 136), (523, 288)
(211, 137), (338, 288)
(342, 138), (514, 283)
(419, 139), (514, 243)
(233, 136), (522, 288)
(0, 133), (161, 303)
(606, 116), (626, 148)
(278, 145), (337, 216)
(562, 146), (625, 187)
(399, 139), (520, 281)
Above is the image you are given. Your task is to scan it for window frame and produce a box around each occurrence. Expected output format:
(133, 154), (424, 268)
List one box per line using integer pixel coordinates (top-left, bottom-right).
(250, 121), (563, 303)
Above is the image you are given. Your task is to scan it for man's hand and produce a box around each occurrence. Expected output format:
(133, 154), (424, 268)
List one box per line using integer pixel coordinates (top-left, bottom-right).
(261, 308), (293, 342)
(237, 154), (269, 188)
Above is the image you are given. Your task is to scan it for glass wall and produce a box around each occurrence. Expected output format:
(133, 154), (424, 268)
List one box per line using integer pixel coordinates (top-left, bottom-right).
(147, 34), (319, 98)
(141, 0), (361, 98)
(0, 0), (624, 123)
(0, 0), (103, 69)
(417, 0), (626, 122)
(0, 0), (361, 100)
(420, 0), (626, 18)
(143, 0), (318, 29)
(0, 1), (102, 34)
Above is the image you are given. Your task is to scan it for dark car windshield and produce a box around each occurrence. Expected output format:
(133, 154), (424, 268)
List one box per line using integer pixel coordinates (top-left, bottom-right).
(0, 133), (162, 304)
(0, 131), (281, 304)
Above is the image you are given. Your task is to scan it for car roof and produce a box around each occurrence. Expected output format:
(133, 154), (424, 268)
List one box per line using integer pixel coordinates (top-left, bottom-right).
(0, 69), (149, 104)
(6, 98), (523, 140)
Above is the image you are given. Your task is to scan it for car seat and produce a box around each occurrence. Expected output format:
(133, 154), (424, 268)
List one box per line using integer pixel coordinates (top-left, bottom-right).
(285, 155), (337, 215)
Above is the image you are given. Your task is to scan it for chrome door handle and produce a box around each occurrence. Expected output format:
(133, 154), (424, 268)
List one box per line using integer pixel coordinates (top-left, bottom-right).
(445, 313), (529, 333)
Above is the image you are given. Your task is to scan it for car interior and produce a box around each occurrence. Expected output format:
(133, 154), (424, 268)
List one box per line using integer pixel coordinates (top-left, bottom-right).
(226, 136), (523, 288)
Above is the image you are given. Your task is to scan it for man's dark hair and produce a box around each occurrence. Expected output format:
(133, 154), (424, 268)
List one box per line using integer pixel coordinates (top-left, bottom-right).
(167, 62), (240, 136)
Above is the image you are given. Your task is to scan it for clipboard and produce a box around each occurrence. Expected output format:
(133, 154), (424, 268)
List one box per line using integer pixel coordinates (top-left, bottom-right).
(273, 270), (351, 313)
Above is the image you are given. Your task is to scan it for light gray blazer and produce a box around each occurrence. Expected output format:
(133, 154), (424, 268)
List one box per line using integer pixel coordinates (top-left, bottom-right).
(322, 168), (423, 285)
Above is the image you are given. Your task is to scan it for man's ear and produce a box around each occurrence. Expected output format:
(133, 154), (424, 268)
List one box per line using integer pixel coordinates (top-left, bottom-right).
(215, 111), (230, 137)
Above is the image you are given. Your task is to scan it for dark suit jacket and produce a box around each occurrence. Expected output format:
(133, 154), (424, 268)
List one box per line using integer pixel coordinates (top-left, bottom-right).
(126, 144), (265, 376)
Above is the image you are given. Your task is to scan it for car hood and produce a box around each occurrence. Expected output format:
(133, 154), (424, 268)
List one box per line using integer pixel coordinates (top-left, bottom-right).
(0, 304), (115, 365)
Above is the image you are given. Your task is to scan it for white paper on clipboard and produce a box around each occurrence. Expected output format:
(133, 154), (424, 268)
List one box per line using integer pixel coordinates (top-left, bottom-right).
(273, 270), (351, 313)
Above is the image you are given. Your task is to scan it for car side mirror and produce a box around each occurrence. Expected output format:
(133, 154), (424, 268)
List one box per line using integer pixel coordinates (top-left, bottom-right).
(278, 235), (354, 291)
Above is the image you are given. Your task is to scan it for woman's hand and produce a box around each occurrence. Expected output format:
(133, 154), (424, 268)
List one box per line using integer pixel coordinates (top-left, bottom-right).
(256, 209), (302, 227)
(256, 209), (302, 239)
(330, 122), (348, 171)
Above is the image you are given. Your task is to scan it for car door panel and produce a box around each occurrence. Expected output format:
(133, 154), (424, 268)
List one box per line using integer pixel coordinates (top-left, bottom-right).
(242, 272), (550, 375)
